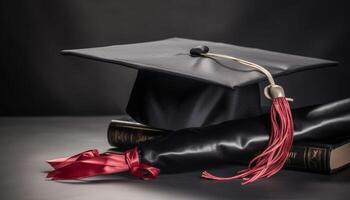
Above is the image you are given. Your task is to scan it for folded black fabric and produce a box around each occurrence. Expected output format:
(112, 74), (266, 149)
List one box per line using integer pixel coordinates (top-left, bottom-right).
(139, 98), (350, 173)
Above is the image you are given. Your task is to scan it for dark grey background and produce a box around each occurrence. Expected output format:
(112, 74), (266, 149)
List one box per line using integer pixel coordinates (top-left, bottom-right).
(1, 0), (349, 115)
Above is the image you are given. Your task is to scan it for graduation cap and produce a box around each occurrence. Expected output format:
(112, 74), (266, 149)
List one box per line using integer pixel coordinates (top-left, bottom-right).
(62, 38), (338, 131)
(52, 38), (339, 184)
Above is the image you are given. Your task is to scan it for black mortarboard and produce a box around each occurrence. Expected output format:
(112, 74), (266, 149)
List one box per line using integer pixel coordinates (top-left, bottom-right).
(57, 38), (342, 183)
(62, 38), (339, 131)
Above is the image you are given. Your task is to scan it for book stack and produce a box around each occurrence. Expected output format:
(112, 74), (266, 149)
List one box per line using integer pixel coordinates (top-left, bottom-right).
(107, 117), (350, 174)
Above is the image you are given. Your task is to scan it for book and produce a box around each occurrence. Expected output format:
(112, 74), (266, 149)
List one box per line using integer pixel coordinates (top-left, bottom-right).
(107, 117), (168, 149)
(107, 119), (350, 174)
(286, 138), (350, 173)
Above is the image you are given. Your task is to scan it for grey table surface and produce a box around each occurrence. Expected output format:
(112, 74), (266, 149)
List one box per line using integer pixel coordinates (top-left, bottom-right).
(0, 116), (349, 200)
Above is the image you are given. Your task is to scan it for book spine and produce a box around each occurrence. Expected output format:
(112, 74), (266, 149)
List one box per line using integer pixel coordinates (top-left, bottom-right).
(107, 122), (331, 173)
(285, 145), (330, 173)
(107, 122), (168, 149)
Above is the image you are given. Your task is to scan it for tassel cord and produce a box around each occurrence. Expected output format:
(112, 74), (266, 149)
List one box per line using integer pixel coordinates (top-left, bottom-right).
(202, 97), (294, 185)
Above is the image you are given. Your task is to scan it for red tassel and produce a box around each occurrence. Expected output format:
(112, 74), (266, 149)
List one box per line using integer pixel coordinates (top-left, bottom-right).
(202, 97), (294, 185)
(46, 147), (160, 180)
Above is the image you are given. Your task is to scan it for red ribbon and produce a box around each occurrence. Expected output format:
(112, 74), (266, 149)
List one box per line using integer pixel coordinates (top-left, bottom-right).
(46, 147), (160, 180)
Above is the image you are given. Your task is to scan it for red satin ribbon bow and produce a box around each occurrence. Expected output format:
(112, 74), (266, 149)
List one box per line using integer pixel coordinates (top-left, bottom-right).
(46, 147), (160, 180)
